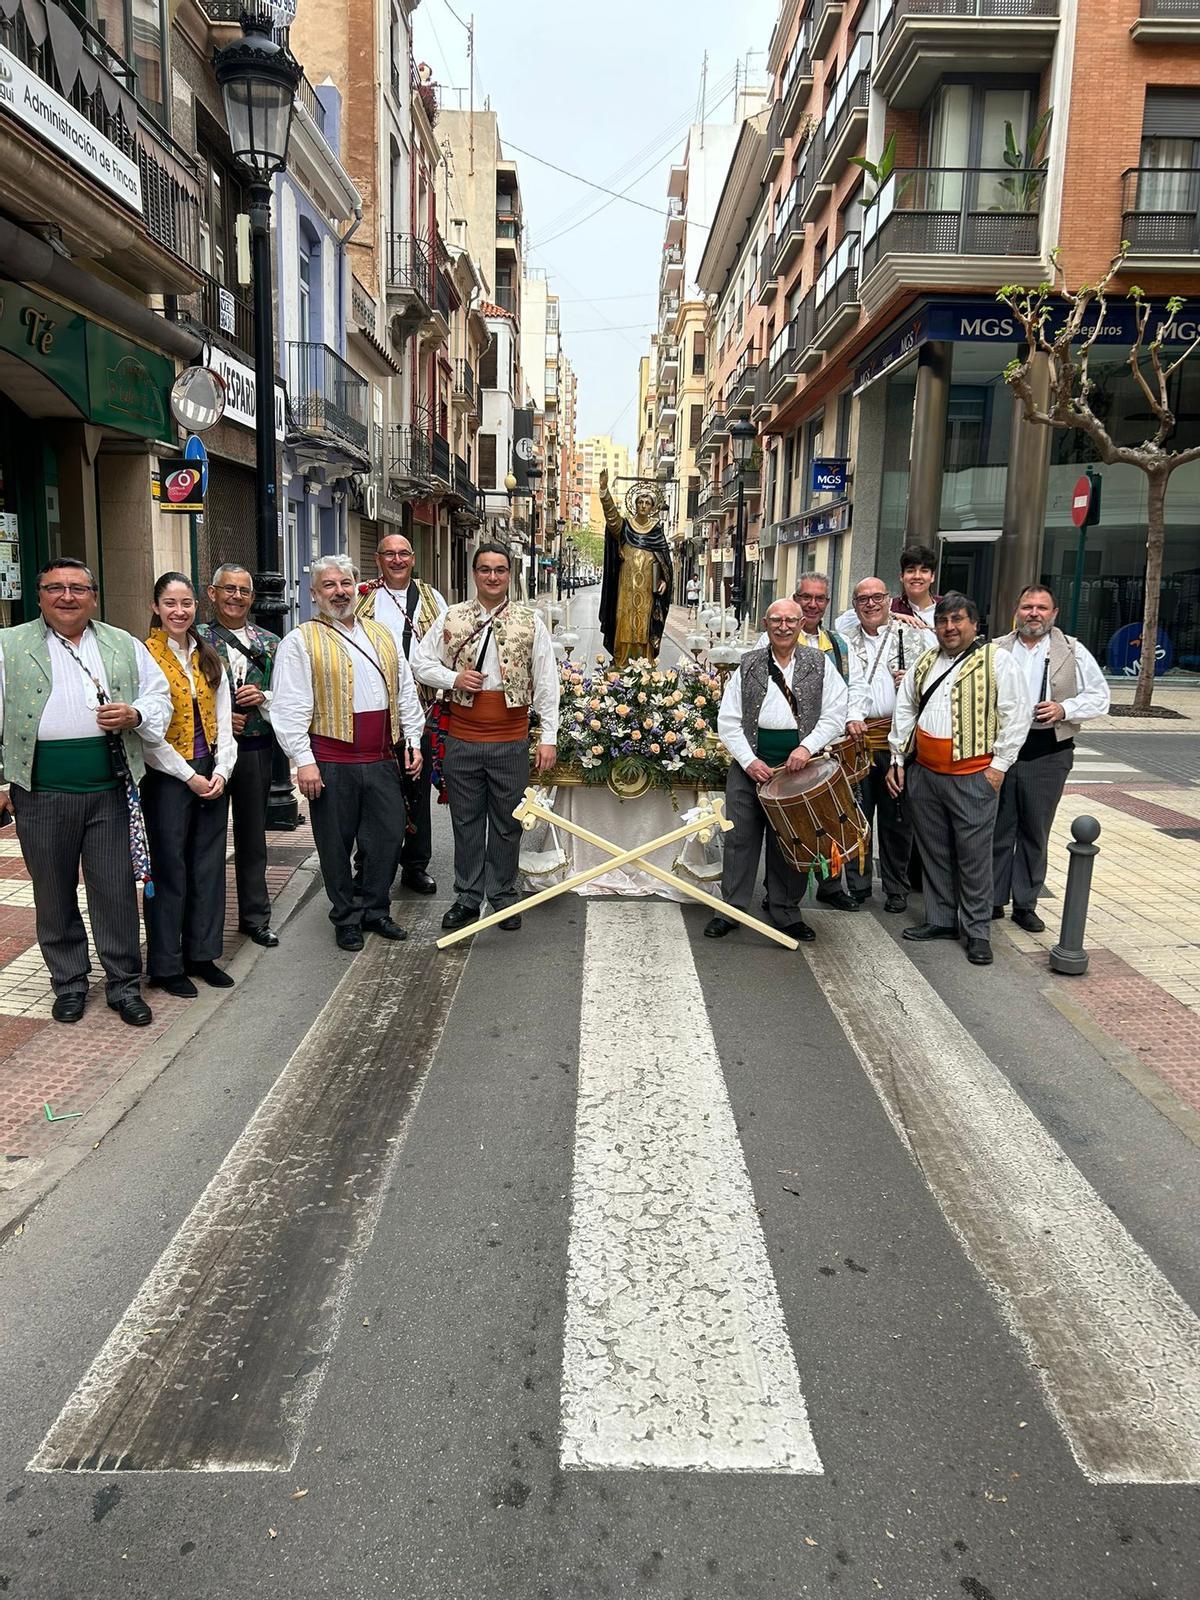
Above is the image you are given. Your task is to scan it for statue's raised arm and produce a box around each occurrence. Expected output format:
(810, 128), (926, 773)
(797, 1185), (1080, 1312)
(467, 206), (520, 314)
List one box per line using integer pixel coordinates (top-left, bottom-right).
(598, 468), (622, 535)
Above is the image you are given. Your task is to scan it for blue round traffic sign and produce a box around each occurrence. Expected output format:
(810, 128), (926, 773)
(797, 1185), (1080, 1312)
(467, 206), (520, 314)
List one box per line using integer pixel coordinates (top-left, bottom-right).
(184, 433), (209, 498)
(1105, 622), (1173, 677)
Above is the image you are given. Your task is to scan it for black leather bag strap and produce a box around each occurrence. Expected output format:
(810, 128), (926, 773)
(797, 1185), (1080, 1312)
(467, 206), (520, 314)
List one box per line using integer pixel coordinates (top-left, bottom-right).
(916, 638), (983, 720)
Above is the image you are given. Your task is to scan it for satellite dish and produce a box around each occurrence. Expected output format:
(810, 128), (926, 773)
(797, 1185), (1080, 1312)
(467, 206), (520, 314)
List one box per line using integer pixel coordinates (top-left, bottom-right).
(170, 367), (227, 433)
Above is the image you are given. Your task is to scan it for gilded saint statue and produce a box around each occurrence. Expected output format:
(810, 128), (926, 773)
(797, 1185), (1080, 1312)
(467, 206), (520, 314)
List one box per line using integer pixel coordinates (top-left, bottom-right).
(597, 470), (674, 667)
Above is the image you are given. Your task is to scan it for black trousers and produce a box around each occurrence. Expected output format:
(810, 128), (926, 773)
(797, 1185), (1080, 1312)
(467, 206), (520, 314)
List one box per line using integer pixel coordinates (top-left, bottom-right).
(399, 729), (435, 872)
(12, 784), (142, 1003)
(227, 738), (272, 930)
(310, 758), (407, 926)
(845, 751), (915, 899)
(142, 756), (230, 978)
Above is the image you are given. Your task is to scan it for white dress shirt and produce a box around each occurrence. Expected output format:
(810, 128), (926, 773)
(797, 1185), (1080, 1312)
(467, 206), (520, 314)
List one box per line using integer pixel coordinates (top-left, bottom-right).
(144, 637), (238, 784)
(223, 626), (273, 722)
(411, 600), (561, 744)
(718, 649), (850, 773)
(890, 644), (1031, 772)
(371, 582), (448, 661)
(271, 618), (426, 768)
(0, 626), (171, 756)
(1009, 635), (1110, 723)
(846, 621), (937, 721)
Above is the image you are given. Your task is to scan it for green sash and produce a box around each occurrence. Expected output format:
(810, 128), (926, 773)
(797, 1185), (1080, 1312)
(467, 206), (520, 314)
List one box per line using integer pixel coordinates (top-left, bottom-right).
(755, 728), (801, 766)
(31, 737), (117, 793)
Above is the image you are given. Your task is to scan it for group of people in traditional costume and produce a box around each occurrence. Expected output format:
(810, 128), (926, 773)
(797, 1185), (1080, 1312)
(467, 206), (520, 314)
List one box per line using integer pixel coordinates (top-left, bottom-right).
(0, 524), (1110, 1027)
(709, 544), (1110, 963)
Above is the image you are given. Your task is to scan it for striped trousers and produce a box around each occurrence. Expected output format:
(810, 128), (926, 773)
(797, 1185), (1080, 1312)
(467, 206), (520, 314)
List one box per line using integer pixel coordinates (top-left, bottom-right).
(992, 745), (1075, 913)
(441, 736), (531, 911)
(907, 763), (1000, 942)
(11, 785), (142, 1003)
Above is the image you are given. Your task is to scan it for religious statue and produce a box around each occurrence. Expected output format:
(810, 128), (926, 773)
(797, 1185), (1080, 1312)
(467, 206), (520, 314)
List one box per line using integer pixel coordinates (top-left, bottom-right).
(597, 470), (674, 667)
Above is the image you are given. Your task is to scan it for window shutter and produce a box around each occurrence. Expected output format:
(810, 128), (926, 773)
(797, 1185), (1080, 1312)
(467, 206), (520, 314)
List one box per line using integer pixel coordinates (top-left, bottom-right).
(478, 433), (497, 490)
(1143, 90), (1200, 138)
(689, 404), (703, 447)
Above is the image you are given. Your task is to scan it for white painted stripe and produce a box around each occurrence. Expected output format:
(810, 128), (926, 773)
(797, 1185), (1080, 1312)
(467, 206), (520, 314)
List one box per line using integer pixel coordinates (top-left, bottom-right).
(561, 901), (822, 1474)
(805, 916), (1200, 1484)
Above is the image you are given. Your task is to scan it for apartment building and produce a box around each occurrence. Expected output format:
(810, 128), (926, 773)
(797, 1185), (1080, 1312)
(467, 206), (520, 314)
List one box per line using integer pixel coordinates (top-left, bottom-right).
(747, 0), (1200, 664)
(635, 353), (657, 480)
(521, 270), (564, 582)
(559, 354), (579, 525)
(577, 435), (632, 533)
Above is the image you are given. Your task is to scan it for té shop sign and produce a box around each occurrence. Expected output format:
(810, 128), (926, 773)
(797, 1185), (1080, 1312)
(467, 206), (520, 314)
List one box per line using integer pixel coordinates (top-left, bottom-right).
(0, 43), (142, 212)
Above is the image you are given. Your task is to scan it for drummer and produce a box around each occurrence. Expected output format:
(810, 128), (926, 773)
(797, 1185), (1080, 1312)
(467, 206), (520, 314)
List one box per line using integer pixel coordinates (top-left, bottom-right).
(843, 578), (937, 913)
(706, 599), (849, 945)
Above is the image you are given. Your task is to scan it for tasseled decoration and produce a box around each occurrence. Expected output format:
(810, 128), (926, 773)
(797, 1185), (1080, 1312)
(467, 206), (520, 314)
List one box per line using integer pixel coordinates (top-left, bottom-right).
(857, 837), (866, 873)
(806, 867), (816, 900)
(818, 852), (829, 880)
(830, 842), (842, 876)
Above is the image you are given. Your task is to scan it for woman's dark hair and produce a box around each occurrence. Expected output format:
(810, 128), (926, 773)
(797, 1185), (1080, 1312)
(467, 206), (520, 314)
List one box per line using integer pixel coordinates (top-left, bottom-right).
(934, 590), (980, 625)
(150, 572), (224, 689)
(899, 544), (937, 573)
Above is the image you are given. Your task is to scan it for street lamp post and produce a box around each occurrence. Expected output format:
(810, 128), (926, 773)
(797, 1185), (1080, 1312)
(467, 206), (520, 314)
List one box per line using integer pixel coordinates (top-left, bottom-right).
(555, 517), (566, 599)
(526, 458), (543, 601)
(728, 418), (757, 625)
(214, 14), (302, 827)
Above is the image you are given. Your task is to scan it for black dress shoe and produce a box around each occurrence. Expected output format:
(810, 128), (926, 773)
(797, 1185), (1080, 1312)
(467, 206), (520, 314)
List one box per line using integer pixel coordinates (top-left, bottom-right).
(1012, 908), (1046, 933)
(850, 887), (872, 904)
(498, 913), (522, 931)
(704, 914), (739, 938)
(186, 960), (235, 988)
(902, 923), (959, 942)
(771, 917), (816, 943)
(816, 889), (860, 912)
(400, 868), (437, 896)
(966, 938), (994, 965)
(363, 917), (408, 941)
(241, 924), (279, 947)
(150, 973), (198, 998)
(109, 995), (152, 1026)
(441, 900), (480, 931)
(884, 894), (907, 914)
(335, 926), (365, 951)
(992, 905), (1006, 920)
(52, 993), (86, 1024)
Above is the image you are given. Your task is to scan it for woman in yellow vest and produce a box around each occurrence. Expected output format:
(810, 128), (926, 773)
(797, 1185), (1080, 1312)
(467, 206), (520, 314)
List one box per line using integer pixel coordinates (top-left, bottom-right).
(142, 573), (238, 997)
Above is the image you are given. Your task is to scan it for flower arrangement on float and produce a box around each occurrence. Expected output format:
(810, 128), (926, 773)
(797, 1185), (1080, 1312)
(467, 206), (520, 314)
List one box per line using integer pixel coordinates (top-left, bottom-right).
(545, 654), (729, 795)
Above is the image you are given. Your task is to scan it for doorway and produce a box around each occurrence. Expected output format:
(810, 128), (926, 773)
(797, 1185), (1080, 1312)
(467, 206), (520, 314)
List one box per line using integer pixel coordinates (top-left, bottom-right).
(938, 536), (997, 634)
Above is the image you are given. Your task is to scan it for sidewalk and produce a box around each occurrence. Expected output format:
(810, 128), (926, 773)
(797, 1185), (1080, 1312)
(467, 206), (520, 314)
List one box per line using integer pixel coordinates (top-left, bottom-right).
(0, 819), (317, 1201)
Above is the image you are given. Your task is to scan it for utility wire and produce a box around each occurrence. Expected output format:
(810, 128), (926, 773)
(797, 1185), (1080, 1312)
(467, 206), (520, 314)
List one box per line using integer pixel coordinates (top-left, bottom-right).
(501, 140), (686, 218)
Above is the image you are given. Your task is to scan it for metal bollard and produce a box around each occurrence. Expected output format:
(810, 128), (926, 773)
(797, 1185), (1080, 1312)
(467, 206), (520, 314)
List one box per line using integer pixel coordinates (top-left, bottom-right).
(1049, 816), (1102, 976)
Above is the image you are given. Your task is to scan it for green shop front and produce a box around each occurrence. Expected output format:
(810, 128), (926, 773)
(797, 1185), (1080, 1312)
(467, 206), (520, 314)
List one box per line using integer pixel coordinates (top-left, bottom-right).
(0, 277), (174, 630)
(855, 297), (1200, 676)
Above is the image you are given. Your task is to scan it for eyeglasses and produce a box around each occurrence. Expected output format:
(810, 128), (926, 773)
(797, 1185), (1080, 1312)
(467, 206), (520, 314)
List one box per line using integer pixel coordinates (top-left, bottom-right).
(766, 617), (800, 628)
(476, 566), (510, 576)
(40, 583), (96, 597)
(855, 593), (888, 605)
(215, 585), (254, 598)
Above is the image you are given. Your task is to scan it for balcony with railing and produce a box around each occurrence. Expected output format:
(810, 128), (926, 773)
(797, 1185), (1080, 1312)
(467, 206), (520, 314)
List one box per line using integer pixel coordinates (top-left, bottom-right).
(658, 340), (680, 378)
(186, 272), (254, 355)
(859, 167), (1046, 311)
(295, 72), (327, 135)
(429, 430), (451, 486)
(816, 35), (871, 187)
(1121, 168), (1200, 264)
(720, 460), (762, 507)
(351, 276), (378, 339)
(452, 454), (479, 517)
(812, 234), (861, 352)
(773, 181), (806, 277)
(757, 235), (777, 304)
(656, 437), (677, 481)
(800, 128), (832, 224)
(778, 22), (814, 137)
(812, 0), (847, 54)
(1133, 0), (1200, 36)
(698, 410), (729, 455)
(0, 4), (202, 289)
(765, 317), (800, 403)
(385, 233), (434, 325)
(660, 292), (681, 331)
(493, 284), (519, 316)
(453, 358), (476, 407)
(287, 342), (370, 459)
(727, 349), (760, 414)
(876, 0), (1060, 107)
(763, 101), (786, 185)
(389, 424), (431, 486)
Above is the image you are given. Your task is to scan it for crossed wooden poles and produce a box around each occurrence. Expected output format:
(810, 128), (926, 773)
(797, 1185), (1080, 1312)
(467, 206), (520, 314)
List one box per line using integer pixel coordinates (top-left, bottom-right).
(435, 787), (799, 951)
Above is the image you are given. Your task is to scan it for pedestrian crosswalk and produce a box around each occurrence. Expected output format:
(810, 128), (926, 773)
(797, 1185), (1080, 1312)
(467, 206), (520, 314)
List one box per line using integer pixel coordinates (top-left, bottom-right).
(1069, 746), (1143, 784)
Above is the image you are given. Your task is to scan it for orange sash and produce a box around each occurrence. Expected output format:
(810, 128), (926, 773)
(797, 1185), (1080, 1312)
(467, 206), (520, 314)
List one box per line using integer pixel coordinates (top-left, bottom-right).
(448, 689), (530, 744)
(915, 728), (992, 776)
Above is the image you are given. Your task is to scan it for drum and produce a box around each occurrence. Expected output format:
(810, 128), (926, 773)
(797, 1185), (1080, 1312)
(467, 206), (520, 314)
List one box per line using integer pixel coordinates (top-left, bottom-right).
(864, 716), (892, 756)
(829, 728), (871, 786)
(758, 758), (868, 875)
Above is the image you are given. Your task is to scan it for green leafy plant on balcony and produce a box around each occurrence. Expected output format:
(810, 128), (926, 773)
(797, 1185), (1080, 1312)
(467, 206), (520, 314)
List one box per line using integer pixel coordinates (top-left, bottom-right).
(850, 131), (898, 210)
(996, 108), (1053, 212)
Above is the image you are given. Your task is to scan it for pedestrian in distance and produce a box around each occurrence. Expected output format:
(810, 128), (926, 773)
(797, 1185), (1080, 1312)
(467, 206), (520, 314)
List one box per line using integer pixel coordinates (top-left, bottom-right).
(0, 558), (171, 1025)
(991, 584), (1110, 933)
(686, 575), (700, 618)
(887, 592), (1031, 966)
(412, 542), (560, 935)
(198, 565), (281, 948)
(271, 555), (425, 951)
(142, 572), (238, 998)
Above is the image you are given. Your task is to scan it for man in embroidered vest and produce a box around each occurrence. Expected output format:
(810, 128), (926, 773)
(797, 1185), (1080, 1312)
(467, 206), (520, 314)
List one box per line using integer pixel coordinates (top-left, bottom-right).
(887, 592), (1031, 965)
(272, 555), (426, 951)
(0, 558), (171, 1025)
(356, 532), (447, 897)
(843, 577), (937, 913)
(412, 542), (560, 934)
(992, 585), (1110, 933)
(199, 564), (281, 948)
(705, 598), (849, 944)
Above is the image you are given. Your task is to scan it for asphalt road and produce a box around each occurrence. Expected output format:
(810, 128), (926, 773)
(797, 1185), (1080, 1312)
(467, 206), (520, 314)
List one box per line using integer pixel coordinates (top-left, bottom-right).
(1, 598), (1198, 1600)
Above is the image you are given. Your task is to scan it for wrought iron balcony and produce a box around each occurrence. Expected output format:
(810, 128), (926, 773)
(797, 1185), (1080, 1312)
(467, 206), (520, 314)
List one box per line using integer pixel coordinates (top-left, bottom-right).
(385, 233), (434, 322)
(876, 0), (1060, 108)
(452, 454), (478, 515)
(1121, 167), (1200, 260)
(453, 358), (476, 405)
(431, 430), (451, 485)
(0, 4), (201, 285)
(727, 350), (761, 413)
(351, 277), (378, 338)
(286, 342), (369, 456)
(698, 410), (729, 456)
(295, 72), (327, 135)
(389, 424), (431, 485)
(186, 272), (254, 354)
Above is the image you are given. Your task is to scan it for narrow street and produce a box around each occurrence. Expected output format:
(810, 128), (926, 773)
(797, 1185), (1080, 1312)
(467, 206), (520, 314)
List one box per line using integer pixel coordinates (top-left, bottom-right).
(1, 590), (1197, 1600)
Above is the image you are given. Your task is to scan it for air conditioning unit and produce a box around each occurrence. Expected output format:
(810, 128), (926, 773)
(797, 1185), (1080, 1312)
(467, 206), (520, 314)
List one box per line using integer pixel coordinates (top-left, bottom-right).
(364, 483), (379, 519)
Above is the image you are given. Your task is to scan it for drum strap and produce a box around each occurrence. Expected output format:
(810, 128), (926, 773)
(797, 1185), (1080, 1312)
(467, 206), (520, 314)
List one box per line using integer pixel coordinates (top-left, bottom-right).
(767, 657), (802, 724)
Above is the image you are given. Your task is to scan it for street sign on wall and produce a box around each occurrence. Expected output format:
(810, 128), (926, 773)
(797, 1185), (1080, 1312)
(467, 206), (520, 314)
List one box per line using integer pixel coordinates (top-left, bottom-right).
(811, 459), (847, 496)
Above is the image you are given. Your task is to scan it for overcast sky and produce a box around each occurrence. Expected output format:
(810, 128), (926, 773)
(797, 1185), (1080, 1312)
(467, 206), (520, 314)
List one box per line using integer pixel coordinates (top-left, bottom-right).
(414, 0), (779, 456)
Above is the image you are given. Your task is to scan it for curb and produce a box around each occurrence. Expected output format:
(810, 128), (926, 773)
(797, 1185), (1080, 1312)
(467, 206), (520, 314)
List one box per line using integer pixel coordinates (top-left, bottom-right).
(0, 853), (322, 1250)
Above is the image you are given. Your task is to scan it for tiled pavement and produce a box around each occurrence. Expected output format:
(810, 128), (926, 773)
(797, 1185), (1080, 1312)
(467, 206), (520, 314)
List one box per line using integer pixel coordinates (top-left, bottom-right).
(0, 824), (315, 1171)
